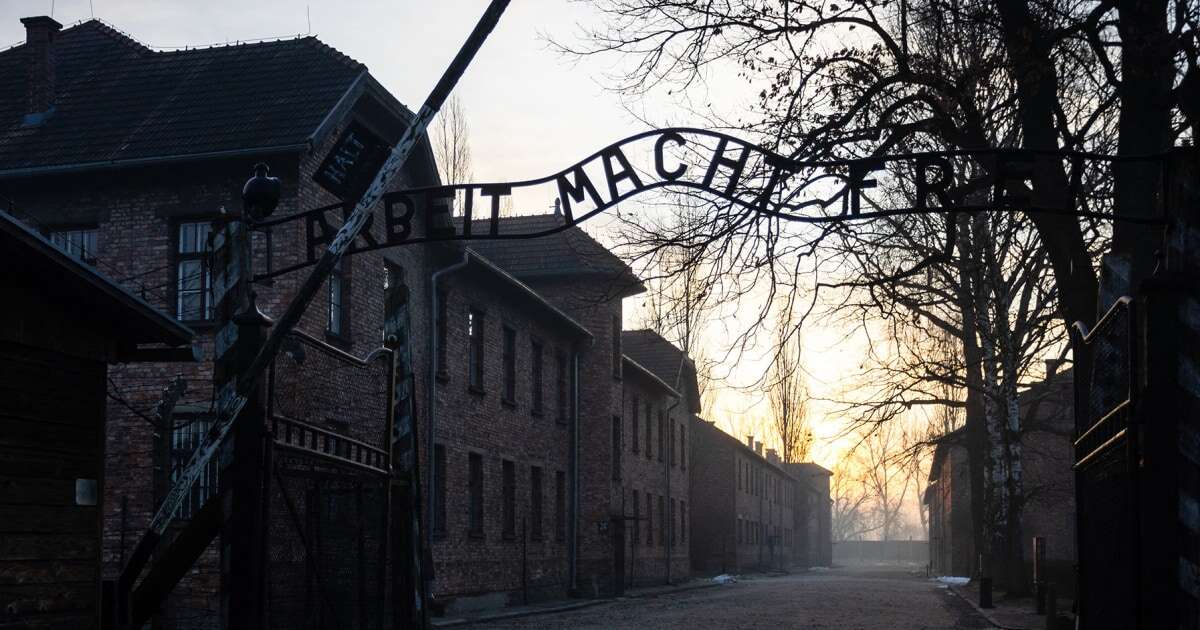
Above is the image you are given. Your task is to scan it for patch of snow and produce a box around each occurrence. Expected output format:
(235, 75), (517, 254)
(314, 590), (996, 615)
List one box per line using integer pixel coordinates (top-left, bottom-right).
(711, 574), (738, 584)
(808, 566), (830, 572)
(934, 576), (970, 586)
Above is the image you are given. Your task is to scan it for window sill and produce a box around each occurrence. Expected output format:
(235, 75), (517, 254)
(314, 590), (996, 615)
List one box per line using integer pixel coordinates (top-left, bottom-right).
(530, 534), (544, 542)
(556, 417), (569, 427)
(531, 408), (544, 418)
(468, 386), (486, 397)
(180, 319), (217, 332)
(325, 330), (353, 350)
(501, 533), (516, 542)
(433, 530), (447, 540)
(467, 531), (485, 540)
(501, 397), (516, 409)
(436, 371), (450, 384)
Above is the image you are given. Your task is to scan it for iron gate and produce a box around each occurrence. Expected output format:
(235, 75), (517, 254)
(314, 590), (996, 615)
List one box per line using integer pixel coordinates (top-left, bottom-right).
(1073, 296), (1139, 628)
(265, 331), (393, 630)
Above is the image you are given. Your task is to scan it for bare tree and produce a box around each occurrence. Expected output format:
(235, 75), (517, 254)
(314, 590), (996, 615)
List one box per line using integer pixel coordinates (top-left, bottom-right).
(830, 458), (876, 543)
(432, 94), (473, 185)
(767, 303), (812, 463)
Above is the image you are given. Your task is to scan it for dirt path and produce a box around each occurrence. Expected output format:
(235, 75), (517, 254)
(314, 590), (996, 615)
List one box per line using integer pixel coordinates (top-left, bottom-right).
(481, 567), (993, 629)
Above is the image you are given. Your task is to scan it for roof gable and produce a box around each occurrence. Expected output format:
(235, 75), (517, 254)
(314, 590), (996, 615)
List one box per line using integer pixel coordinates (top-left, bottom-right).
(0, 20), (367, 176)
(622, 328), (702, 413)
(460, 214), (644, 295)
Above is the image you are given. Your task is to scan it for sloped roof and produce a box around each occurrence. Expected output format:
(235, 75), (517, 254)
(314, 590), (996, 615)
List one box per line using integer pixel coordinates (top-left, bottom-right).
(0, 19), (366, 176)
(460, 214), (643, 295)
(621, 328), (702, 413)
(1, 209), (193, 348)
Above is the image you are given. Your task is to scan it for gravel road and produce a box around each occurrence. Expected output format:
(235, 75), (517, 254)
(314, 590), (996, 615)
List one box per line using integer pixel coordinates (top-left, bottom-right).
(479, 567), (992, 629)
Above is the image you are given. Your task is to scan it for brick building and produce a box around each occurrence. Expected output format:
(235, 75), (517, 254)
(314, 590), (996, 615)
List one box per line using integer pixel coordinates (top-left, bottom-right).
(618, 330), (701, 589)
(688, 418), (799, 574)
(783, 462), (833, 568)
(464, 217), (701, 596)
(924, 428), (974, 576)
(924, 366), (1076, 583)
(423, 244), (591, 607)
(0, 16), (440, 627)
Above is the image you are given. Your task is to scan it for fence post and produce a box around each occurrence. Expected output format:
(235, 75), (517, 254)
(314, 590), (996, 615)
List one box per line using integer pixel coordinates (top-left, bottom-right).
(1044, 584), (1057, 630)
(1033, 536), (1046, 614)
(979, 553), (993, 609)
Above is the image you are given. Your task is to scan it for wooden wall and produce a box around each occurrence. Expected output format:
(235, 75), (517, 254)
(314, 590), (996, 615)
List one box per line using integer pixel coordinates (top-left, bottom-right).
(0, 340), (105, 629)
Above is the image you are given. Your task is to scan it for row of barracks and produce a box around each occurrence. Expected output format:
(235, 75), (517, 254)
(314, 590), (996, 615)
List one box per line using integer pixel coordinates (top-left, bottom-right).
(0, 16), (830, 628)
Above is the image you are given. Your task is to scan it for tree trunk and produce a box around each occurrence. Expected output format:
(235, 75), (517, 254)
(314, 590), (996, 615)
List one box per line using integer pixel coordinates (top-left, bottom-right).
(1113, 0), (1173, 286)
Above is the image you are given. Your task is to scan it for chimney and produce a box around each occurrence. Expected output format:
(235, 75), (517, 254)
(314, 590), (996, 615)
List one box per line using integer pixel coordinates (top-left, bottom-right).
(766, 449), (780, 465)
(755, 440), (763, 456)
(1045, 359), (1063, 381)
(746, 435), (754, 449)
(20, 16), (62, 122)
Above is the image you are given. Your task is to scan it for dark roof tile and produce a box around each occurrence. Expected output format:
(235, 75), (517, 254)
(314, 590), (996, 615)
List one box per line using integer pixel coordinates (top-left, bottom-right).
(460, 213), (643, 293)
(0, 20), (365, 174)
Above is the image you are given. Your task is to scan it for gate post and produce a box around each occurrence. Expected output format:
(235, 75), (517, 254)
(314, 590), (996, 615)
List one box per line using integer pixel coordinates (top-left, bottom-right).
(219, 166), (280, 629)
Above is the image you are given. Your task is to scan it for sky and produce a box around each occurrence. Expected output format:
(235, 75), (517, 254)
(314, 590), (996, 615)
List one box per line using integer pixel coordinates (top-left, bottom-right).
(0, 0), (869, 471)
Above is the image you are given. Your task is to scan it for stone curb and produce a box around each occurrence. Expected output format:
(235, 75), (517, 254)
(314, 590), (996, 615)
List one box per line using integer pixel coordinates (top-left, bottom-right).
(431, 581), (721, 627)
(946, 585), (1029, 630)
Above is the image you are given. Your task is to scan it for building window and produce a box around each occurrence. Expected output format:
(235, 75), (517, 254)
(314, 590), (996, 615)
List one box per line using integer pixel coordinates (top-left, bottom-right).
(531, 339), (544, 414)
(658, 495), (666, 546)
(669, 420), (675, 467)
(680, 426), (686, 470)
(631, 395), (640, 453)
(433, 444), (447, 535)
(631, 489), (640, 544)
(50, 227), (97, 263)
(556, 350), (570, 425)
(502, 326), (517, 404)
(644, 402), (652, 460)
(555, 470), (566, 542)
(468, 453), (484, 537)
(611, 416), (622, 481)
(468, 309), (485, 391)
(681, 499), (691, 542)
(170, 413), (218, 519)
(435, 288), (449, 378)
(327, 257), (349, 337)
(175, 221), (212, 322)
(657, 411), (665, 462)
(646, 493), (653, 546)
(737, 518), (743, 544)
(502, 459), (516, 540)
(670, 499), (676, 546)
(530, 466), (543, 540)
(611, 315), (621, 379)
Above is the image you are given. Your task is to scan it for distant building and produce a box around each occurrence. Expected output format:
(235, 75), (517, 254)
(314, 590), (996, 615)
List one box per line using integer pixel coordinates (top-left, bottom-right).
(924, 365), (1076, 582)
(924, 428), (974, 576)
(784, 462), (833, 568)
(688, 418), (800, 573)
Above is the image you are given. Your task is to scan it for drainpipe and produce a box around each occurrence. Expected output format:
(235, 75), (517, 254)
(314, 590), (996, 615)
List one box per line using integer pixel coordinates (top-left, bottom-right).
(427, 251), (470, 568)
(569, 349), (581, 593)
(664, 352), (687, 585)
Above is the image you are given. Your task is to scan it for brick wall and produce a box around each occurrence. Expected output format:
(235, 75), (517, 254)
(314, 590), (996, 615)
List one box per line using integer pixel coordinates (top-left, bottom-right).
(688, 418), (797, 574)
(617, 366), (690, 587)
(513, 278), (627, 596)
(425, 258), (582, 604)
(689, 418), (735, 574)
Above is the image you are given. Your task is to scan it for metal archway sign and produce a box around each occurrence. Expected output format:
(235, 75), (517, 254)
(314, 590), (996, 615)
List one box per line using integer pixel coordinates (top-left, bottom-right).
(255, 127), (1167, 281)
